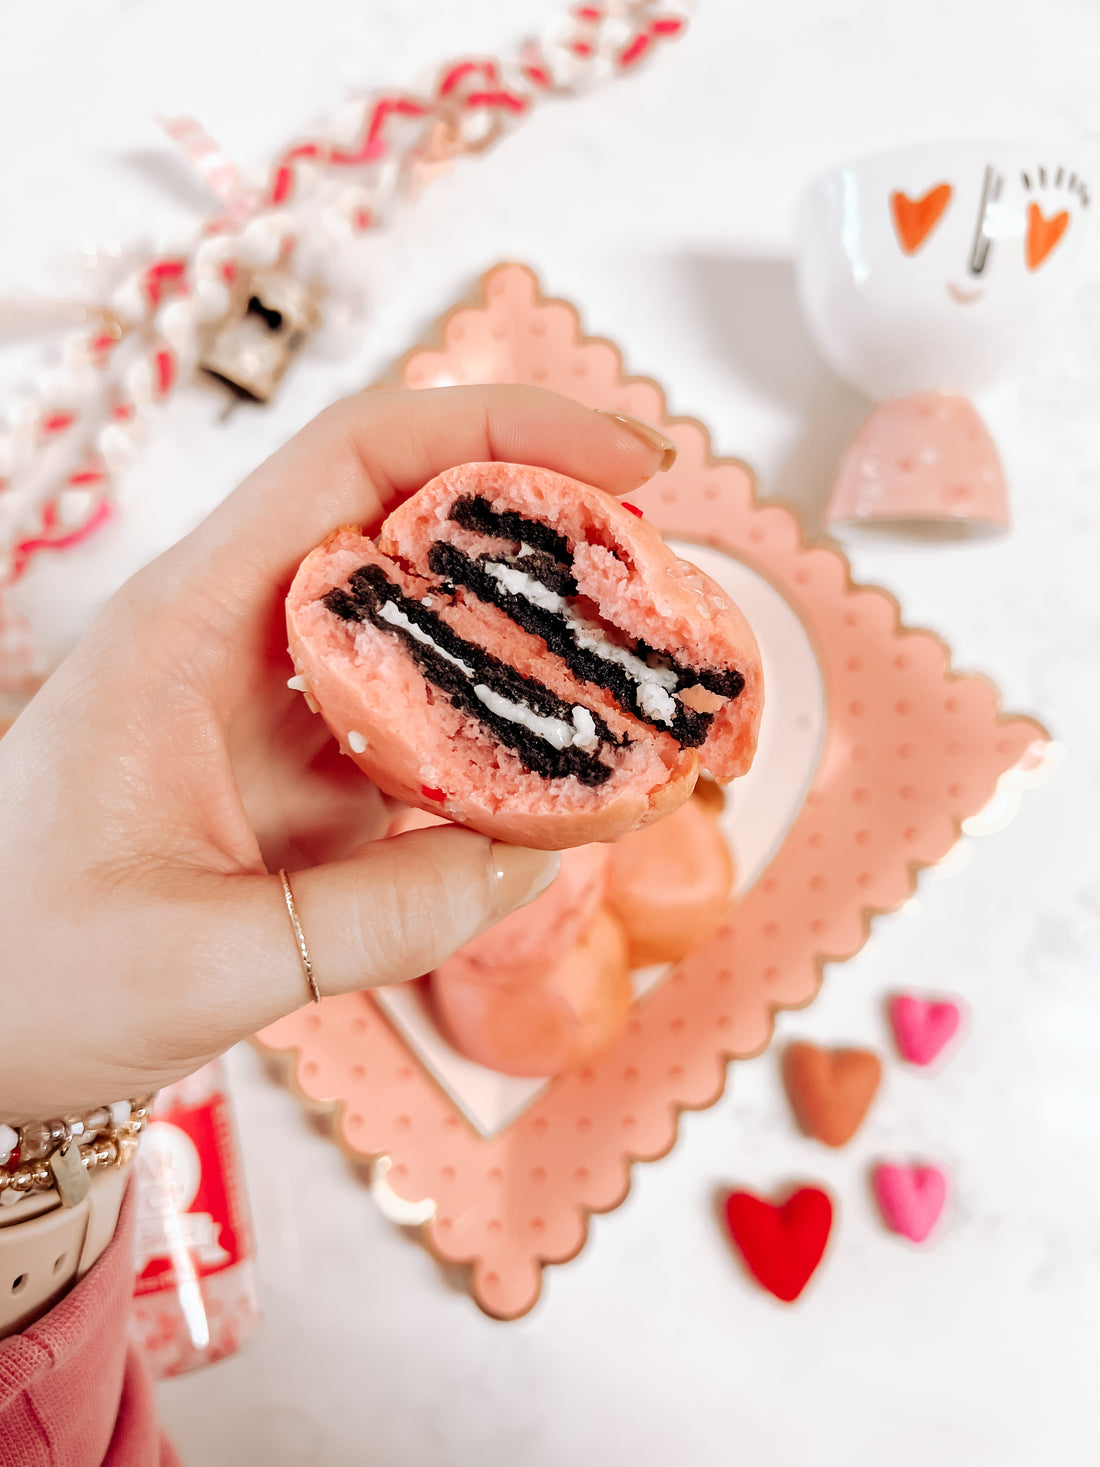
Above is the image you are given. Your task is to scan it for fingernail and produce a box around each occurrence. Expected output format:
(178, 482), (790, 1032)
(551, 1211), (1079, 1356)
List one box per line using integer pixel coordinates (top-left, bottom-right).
(490, 843), (561, 915)
(596, 410), (678, 472)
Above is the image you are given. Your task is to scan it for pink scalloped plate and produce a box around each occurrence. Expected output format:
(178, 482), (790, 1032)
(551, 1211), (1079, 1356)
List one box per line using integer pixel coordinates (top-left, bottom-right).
(255, 264), (1049, 1319)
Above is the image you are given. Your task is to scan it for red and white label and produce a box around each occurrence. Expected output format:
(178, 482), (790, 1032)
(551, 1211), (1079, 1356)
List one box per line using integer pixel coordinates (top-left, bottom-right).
(134, 1093), (252, 1297)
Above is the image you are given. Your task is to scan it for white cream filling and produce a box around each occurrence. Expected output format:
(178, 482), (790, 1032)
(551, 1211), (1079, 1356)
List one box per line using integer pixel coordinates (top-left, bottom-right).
(570, 705), (598, 751)
(484, 557), (567, 613)
(483, 557), (681, 726)
(378, 600), (474, 676)
(374, 598), (600, 755)
(473, 684), (598, 752)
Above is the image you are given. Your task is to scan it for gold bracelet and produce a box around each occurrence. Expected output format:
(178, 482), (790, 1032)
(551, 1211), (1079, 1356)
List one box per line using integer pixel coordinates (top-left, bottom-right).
(0, 1097), (153, 1209)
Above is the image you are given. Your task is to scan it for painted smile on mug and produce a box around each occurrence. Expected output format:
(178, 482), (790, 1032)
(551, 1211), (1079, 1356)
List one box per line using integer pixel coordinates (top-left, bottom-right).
(946, 282), (985, 305)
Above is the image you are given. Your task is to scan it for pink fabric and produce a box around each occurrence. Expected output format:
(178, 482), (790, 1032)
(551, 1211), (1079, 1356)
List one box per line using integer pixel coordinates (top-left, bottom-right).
(0, 1183), (179, 1467)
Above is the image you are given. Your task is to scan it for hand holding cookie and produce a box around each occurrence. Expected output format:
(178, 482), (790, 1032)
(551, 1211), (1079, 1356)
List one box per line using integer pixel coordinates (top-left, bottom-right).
(0, 387), (688, 1118)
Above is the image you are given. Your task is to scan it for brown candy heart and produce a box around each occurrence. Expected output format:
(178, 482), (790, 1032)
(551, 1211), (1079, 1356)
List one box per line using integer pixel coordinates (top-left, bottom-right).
(782, 1042), (882, 1148)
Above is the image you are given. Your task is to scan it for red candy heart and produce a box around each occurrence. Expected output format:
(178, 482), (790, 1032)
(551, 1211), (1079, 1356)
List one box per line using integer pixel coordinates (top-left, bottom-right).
(723, 1186), (834, 1302)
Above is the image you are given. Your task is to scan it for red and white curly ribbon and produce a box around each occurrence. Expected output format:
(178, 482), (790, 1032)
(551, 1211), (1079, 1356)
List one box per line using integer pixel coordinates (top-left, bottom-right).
(0, 0), (692, 691)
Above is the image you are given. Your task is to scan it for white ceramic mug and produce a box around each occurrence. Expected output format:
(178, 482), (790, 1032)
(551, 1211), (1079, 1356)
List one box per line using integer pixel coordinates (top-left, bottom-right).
(794, 142), (1094, 400)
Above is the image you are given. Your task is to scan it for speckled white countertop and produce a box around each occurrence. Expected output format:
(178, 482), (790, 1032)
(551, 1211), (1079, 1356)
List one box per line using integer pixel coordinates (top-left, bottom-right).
(2, 2), (1099, 1463)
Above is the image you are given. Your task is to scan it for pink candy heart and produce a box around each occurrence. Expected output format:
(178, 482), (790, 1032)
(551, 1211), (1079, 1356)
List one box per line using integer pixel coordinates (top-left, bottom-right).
(872, 1163), (948, 1243)
(889, 993), (962, 1066)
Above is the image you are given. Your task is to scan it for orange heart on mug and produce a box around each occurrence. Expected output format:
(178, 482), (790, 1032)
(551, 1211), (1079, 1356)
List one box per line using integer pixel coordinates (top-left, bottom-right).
(1025, 202), (1070, 270)
(890, 182), (953, 255)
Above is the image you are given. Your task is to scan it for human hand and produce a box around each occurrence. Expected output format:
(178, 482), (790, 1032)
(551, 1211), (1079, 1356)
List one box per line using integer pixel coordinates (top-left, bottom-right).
(0, 386), (673, 1119)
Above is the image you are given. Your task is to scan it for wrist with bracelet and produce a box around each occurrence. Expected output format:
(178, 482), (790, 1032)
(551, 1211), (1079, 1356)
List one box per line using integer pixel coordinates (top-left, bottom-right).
(0, 1095), (154, 1339)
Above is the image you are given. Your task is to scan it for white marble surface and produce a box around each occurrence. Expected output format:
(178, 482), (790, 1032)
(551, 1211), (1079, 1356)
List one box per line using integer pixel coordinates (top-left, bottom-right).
(3, 3), (1100, 1463)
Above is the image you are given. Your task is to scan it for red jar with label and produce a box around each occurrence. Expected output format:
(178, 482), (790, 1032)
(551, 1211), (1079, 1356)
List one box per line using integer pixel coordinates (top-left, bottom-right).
(130, 1058), (260, 1378)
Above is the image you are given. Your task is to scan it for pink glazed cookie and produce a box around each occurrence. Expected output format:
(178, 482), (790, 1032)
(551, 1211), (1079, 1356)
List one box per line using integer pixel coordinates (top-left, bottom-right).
(287, 462), (762, 849)
(432, 841), (610, 988)
(430, 906), (633, 1077)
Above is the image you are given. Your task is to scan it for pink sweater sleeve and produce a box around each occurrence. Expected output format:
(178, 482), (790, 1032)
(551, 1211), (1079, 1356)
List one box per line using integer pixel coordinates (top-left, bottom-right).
(0, 1183), (180, 1467)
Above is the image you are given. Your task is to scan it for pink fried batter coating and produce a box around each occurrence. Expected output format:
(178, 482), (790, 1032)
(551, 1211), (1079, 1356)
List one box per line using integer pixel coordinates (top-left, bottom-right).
(381, 462), (763, 781)
(286, 462), (762, 848)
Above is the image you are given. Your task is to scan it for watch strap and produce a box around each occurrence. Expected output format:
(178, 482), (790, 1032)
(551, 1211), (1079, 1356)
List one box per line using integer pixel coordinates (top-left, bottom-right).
(0, 1165), (129, 1339)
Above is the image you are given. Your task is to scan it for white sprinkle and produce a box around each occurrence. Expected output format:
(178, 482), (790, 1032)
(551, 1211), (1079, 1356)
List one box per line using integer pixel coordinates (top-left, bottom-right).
(348, 729), (367, 754)
(377, 600), (474, 675)
(287, 674), (311, 693)
(304, 693), (320, 715)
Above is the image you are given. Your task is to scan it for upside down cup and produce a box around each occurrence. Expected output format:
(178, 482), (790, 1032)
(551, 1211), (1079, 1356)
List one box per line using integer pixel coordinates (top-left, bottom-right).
(796, 141), (1092, 541)
(825, 392), (1009, 541)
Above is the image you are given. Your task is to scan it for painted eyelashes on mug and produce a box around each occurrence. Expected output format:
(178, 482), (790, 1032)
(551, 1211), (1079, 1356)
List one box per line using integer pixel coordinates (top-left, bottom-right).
(1020, 166), (1089, 272)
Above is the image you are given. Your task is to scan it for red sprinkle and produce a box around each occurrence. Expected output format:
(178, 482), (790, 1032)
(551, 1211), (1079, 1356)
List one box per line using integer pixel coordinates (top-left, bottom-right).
(269, 164), (294, 205)
(621, 501), (644, 518)
(618, 30), (654, 66)
(421, 786), (447, 803)
(154, 350), (176, 397)
(43, 412), (76, 435)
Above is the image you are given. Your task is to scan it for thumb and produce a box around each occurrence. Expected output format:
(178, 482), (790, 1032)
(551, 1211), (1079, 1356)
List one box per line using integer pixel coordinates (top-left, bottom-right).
(213, 827), (560, 1034)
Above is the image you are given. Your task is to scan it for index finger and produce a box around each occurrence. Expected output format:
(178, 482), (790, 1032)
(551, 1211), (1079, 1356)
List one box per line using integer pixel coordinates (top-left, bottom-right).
(159, 385), (676, 615)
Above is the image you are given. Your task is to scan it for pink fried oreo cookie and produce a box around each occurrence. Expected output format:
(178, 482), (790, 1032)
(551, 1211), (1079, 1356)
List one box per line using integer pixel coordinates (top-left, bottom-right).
(435, 842), (610, 988)
(287, 462), (763, 848)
